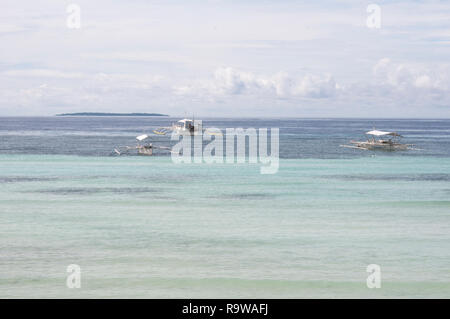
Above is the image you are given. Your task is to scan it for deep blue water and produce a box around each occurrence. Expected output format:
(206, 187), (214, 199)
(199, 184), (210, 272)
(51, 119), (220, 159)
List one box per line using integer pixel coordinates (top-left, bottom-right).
(0, 117), (449, 158)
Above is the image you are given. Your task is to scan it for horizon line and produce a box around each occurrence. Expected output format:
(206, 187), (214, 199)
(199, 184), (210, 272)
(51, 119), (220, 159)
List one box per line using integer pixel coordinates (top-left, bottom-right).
(1, 115), (450, 120)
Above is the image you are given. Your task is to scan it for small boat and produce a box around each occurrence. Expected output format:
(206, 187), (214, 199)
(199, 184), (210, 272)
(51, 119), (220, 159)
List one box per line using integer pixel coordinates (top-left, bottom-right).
(173, 119), (197, 135)
(113, 134), (170, 156)
(341, 130), (414, 151)
(135, 134), (154, 155)
(153, 118), (201, 136)
(153, 118), (220, 136)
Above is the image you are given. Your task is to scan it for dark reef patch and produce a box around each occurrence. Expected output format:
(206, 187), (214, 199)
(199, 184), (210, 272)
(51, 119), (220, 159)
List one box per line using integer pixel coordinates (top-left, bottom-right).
(323, 174), (450, 182)
(0, 176), (58, 183)
(30, 187), (159, 195)
(220, 193), (275, 200)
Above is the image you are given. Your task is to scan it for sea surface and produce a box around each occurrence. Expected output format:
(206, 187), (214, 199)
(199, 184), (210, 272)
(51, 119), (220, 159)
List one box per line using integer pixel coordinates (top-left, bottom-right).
(0, 117), (449, 298)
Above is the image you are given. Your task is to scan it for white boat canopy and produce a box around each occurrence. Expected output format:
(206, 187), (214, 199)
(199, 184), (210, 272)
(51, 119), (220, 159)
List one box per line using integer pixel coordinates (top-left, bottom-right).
(366, 130), (402, 137)
(136, 134), (149, 141)
(178, 119), (193, 123)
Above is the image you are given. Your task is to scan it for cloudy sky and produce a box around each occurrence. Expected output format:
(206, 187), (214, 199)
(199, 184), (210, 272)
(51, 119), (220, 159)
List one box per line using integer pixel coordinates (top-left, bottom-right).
(1, 0), (450, 117)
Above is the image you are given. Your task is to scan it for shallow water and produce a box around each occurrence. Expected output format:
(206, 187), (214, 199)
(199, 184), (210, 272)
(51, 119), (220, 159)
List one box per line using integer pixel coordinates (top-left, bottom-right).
(0, 118), (449, 298)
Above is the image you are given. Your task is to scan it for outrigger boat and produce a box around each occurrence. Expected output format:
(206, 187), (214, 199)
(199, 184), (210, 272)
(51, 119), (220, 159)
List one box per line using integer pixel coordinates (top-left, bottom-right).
(340, 130), (414, 151)
(153, 118), (221, 136)
(113, 134), (170, 156)
(153, 119), (200, 136)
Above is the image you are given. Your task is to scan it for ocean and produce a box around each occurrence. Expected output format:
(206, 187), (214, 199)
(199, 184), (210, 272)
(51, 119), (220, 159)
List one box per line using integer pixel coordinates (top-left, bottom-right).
(0, 117), (449, 298)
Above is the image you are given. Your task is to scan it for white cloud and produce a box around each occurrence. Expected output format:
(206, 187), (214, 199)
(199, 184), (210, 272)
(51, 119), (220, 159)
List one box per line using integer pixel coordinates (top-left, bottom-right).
(175, 67), (338, 99)
(2, 69), (85, 79)
(373, 58), (450, 92)
(2, 69), (164, 89)
(293, 74), (337, 98)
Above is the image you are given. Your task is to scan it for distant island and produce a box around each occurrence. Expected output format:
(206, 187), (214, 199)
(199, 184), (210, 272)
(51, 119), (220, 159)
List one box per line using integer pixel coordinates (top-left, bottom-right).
(56, 112), (169, 117)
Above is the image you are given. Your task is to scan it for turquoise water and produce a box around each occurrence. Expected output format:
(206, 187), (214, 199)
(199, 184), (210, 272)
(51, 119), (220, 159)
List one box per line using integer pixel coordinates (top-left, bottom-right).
(1, 154), (449, 298)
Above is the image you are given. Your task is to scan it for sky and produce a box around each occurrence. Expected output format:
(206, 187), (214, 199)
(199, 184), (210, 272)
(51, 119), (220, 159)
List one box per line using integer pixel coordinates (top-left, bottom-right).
(1, 0), (450, 117)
